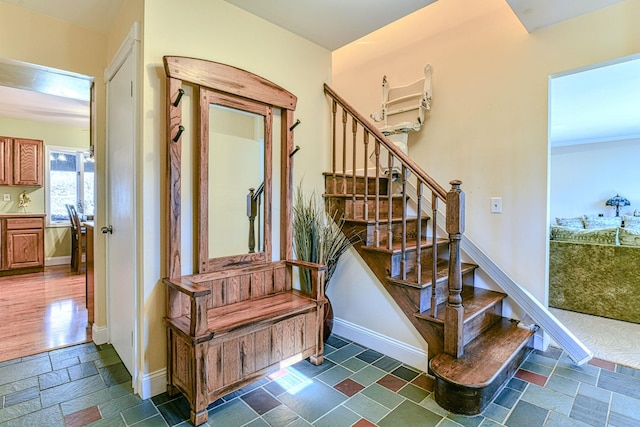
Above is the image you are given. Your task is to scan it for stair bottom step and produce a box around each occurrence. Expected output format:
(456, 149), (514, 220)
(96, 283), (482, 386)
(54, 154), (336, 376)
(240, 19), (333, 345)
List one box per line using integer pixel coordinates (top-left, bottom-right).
(429, 318), (534, 415)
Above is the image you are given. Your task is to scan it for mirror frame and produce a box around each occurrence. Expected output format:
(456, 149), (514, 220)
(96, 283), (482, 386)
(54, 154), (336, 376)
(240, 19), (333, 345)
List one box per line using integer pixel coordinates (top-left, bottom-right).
(163, 56), (298, 278)
(200, 89), (272, 271)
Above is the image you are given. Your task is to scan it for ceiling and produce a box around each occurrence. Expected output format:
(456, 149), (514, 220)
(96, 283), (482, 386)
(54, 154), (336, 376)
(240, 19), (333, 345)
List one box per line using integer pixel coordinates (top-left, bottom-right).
(0, 0), (634, 145)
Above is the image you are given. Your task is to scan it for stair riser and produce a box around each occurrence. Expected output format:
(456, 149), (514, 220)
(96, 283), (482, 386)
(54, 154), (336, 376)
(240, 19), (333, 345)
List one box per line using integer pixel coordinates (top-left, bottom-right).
(463, 301), (502, 346)
(324, 174), (389, 196)
(326, 197), (405, 221)
(405, 270), (476, 313)
(389, 244), (449, 278)
(365, 218), (430, 248)
(433, 340), (533, 415)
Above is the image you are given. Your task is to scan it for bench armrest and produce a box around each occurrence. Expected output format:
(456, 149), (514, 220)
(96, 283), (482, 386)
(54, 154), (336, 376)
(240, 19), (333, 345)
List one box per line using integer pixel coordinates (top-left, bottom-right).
(286, 260), (327, 301)
(163, 277), (211, 337)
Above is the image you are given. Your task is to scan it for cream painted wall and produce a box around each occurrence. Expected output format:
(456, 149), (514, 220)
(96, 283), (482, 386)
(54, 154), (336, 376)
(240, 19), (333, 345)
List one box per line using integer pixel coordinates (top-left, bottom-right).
(141, 0), (331, 375)
(0, 117), (89, 258)
(551, 138), (640, 220)
(331, 0), (640, 317)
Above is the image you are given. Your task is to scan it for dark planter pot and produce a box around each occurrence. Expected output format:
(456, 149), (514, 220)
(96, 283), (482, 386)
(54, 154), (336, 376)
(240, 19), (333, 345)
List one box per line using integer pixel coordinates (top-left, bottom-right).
(323, 297), (334, 343)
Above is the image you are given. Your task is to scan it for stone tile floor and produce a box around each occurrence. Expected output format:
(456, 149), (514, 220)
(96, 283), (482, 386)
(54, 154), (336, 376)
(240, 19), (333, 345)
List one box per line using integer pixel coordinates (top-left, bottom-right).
(1, 336), (640, 426)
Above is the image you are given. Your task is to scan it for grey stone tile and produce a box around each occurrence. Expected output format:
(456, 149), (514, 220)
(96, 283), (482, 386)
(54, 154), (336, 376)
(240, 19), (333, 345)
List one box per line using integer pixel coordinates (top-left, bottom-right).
(0, 358), (52, 386)
(290, 359), (336, 379)
(245, 417), (270, 427)
(446, 412), (485, 427)
(60, 388), (112, 416)
(277, 379), (347, 423)
(577, 383), (611, 403)
(325, 343), (365, 364)
(40, 374), (106, 408)
(0, 360), (20, 369)
(3, 387), (38, 407)
(325, 335), (349, 349)
(0, 377), (38, 397)
(130, 413), (169, 426)
(546, 374), (579, 396)
(121, 400), (160, 425)
(610, 393), (640, 422)
(555, 366), (598, 386)
(482, 403), (509, 423)
(506, 377), (528, 392)
(505, 400), (548, 427)
(87, 414), (127, 427)
(569, 394), (609, 427)
(597, 369), (640, 400)
(397, 383), (429, 403)
(0, 398), (41, 423)
(349, 365), (386, 387)
(0, 403), (63, 426)
(526, 352), (559, 368)
(608, 411), (640, 427)
(546, 411), (592, 427)
(38, 369), (70, 390)
(262, 404), (299, 426)
(316, 365), (352, 387)
(521, 383), (574, 415)
(99, 363), (131, 387)
(615, 364), (640, 379)
(372, 356), (402, 373)
(79, 347), (118, 364)
(68, 362), (99, 381)
(520, 360), (553, 377)
(355, 349), (384, 364)
(313, 405), (360, 427)
(493, 386), (521, 409)
(51, 355), (80, 371)
(419, 394), (448, 417)
(378, 399), (442, 427)
(156, 395), (191, 425)
(361, 383), (404, 410)
(341, 357), (368, 373)
(49, 343), (99, 363)
(344, 393), (389, 423)
(99, 393), (143, 419)
(207, 398), (258, 426)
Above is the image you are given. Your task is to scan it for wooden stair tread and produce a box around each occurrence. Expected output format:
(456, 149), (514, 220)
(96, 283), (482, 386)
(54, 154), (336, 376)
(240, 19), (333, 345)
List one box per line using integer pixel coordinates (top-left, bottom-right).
(429, 319), (534, 387)
(389, 262), (477, 288)
(324, 193), (407, 199)
(207, 292), (317, 334)
(414, 287), (506, 321)
(343, 216), (429, 225)
(362, 237), (448, 255)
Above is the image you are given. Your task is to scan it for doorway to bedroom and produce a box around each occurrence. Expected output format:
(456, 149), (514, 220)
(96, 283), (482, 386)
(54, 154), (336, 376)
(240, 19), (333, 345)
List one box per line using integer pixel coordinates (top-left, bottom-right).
(548, 53), (640, 368)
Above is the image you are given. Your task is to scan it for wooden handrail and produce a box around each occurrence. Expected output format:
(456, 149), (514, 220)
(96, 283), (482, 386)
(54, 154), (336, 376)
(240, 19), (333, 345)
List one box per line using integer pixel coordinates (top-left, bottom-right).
(324, 83), (465, 357)
(324, 84), (447, 200)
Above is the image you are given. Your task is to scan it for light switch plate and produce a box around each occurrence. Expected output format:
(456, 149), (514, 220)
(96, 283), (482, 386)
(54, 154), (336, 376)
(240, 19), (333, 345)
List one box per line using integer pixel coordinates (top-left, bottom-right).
(490, 197), (502, 213)
(2, 194), (10, 202)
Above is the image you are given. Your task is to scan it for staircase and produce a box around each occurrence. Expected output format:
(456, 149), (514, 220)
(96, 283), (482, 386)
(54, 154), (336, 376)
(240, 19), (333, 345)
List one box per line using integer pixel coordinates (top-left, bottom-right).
(323, 84), (535, 415)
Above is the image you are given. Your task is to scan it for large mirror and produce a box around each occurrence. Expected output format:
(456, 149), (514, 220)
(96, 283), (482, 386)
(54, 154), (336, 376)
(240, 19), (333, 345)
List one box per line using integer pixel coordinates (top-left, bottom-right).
(200, 89), (272, 269)
(208, 104), (265, 257)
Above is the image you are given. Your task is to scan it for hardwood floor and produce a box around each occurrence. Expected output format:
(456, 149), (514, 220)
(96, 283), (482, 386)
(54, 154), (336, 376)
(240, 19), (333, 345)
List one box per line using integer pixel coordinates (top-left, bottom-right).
(0, 265), (91, 362)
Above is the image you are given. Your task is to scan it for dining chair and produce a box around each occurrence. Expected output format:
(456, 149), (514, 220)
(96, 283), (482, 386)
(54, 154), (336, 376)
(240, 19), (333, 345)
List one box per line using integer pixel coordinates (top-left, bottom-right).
(66, 204), (86, 274)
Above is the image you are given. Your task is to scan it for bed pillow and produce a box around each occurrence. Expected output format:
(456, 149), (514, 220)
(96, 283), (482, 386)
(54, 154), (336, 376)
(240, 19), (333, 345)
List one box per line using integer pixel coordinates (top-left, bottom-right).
(555, 217), (584, 228)
(623, 215), (640, 230)
(619, 227), (640, 247)
(550, 225), (618, 245)
(583, 216), (622, 229)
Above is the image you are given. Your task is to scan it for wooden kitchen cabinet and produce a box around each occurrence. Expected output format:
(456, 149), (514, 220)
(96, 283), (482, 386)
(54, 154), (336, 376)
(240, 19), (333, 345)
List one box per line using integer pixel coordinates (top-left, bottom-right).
(0, 136), (44, 187)
(1, 214), (45, 275)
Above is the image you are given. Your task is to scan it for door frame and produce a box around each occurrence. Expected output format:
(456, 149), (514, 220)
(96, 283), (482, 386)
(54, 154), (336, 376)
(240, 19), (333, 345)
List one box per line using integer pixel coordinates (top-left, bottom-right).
(104, 21), (141, 394)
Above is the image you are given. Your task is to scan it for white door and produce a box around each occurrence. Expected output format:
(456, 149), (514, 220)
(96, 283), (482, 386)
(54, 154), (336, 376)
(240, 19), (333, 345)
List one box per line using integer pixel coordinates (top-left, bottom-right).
(105, 45), (137, 376)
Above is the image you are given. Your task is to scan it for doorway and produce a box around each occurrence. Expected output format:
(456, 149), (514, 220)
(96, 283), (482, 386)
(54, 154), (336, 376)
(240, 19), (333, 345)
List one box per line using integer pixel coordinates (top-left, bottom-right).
(0, 58), (94, 361)
(548, 54), (640, 368)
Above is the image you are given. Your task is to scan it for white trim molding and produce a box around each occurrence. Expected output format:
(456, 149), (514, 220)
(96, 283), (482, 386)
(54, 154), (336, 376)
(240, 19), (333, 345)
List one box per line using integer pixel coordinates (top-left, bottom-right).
(332, 317), (429, 371)
(45, 256), (71, 266)
(92, 324), (109, 345)
(137, 369), (167, 400)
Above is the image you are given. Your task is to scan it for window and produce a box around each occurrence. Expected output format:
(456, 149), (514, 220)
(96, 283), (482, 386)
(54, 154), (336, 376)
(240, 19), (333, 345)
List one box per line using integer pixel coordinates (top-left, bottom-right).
(46, 146), (94, 226)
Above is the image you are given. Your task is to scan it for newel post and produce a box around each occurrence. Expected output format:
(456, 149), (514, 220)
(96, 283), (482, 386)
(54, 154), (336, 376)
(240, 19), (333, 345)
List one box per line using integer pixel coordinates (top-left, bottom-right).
(445, 180), (465, 357)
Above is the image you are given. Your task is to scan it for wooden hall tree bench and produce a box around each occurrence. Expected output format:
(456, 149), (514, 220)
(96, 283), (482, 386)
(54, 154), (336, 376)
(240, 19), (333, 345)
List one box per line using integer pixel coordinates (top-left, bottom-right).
(162, 56), (326, 426)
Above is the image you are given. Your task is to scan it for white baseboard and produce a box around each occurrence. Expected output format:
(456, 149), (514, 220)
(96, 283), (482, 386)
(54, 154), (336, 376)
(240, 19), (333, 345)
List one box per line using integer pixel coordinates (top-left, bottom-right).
(137, 369), (167, 399)
(45, 256), (71, 266)
(92, 324), (109, 345)
(332, 317), (429, 372)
